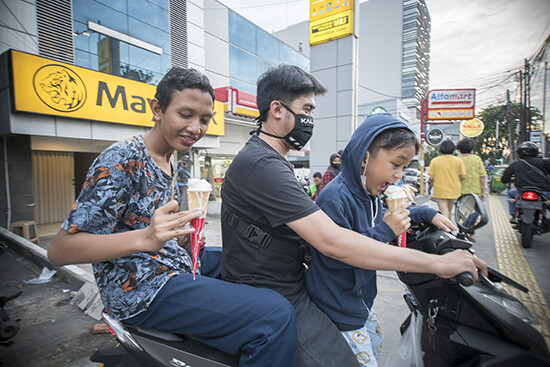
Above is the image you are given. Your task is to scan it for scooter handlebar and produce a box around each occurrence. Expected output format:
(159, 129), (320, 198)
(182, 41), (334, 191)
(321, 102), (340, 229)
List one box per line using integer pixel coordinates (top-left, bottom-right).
(456, 272), (474, 286)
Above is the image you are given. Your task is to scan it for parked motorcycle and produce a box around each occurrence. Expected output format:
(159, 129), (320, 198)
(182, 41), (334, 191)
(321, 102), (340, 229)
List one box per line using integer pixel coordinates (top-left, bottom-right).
(511, 187), (550, 248)
(398, 193), (549, 366)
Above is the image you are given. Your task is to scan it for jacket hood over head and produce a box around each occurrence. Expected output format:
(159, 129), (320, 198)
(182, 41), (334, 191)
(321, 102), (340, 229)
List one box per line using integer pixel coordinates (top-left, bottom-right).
(340, 113), (414, 198)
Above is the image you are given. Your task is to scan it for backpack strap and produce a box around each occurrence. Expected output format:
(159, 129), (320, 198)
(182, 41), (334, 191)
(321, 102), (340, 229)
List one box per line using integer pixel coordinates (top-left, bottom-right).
(223, 210), (310, 263)
(521, 159), (550, 185)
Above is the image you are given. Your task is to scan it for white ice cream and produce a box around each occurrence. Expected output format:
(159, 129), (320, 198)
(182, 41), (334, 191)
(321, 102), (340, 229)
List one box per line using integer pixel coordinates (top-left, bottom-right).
(384, 185), (407, 200)
(187, 178), (212, 192)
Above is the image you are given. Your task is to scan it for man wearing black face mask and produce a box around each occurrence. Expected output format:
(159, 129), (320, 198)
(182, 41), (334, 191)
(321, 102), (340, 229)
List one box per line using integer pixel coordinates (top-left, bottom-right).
(221, 65), (486, 366)
(221, 65), (358, 366)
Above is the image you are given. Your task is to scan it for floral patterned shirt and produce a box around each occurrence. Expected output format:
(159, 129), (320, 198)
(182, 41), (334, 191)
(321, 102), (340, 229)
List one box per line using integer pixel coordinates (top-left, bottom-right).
(62, 135), (193, 320)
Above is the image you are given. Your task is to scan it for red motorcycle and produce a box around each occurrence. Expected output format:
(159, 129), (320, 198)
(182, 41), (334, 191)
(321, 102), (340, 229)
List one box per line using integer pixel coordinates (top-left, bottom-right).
(512, 187), (550, 248)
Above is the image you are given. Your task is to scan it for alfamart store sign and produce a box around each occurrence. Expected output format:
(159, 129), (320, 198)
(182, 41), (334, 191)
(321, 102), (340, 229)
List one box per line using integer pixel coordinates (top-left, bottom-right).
(9, 50), (224, 135)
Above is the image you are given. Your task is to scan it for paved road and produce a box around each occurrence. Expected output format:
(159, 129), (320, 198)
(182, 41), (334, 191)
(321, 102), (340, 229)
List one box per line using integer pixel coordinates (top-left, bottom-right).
(0, 245), (117, 367)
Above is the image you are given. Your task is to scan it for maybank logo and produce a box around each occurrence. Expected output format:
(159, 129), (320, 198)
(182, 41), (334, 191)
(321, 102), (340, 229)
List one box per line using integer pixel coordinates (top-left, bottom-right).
(33, 65), (87, 112)
(11, 50), (224, 135)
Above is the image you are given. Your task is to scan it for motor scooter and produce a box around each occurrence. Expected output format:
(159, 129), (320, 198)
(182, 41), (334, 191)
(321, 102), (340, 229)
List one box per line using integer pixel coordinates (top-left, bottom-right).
(91, 310), (239, 366)
(397, 194), (550, 366)
(511, 187), (550, 248)
(92, 194), (550, 366)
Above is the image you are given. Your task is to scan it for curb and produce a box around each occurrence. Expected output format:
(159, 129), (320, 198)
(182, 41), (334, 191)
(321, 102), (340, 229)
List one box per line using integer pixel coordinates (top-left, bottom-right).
(0, 226), (95, 289)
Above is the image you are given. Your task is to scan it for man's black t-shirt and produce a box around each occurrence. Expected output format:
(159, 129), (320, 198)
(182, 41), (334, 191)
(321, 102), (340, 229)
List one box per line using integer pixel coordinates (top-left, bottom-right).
(501, 157), (550, 191)
(221, 135), (319, 303)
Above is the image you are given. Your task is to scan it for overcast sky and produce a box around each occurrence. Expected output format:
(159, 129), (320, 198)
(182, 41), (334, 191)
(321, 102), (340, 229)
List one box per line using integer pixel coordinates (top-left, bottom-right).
(217, 0), (550, 110)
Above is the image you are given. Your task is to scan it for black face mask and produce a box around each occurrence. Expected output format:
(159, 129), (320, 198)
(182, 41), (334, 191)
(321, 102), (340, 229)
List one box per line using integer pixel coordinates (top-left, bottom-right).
(259, 102), (314, 150)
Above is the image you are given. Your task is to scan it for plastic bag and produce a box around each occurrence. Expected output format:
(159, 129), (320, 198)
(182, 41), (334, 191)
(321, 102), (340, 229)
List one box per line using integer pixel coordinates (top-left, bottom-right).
(384, 312), (424, 367)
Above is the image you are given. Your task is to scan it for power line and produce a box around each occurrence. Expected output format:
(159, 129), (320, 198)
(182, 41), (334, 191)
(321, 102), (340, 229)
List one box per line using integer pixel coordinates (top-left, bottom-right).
(358, 84), (402, 99)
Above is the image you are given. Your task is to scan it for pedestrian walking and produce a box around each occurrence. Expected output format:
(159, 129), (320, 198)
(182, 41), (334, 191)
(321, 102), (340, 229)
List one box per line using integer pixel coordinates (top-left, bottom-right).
(457, 138), (487, 201)
(428, 140), (466, 220)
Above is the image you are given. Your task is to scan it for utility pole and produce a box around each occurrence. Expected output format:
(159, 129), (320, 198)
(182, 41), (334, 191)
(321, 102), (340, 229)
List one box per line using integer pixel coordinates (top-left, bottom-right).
(519, 59), (532, 143)
(543, 61), (548, 157)
(519, 70), (525, 143)
(506, 90), (515, 162)
(525, 59), (532, 141)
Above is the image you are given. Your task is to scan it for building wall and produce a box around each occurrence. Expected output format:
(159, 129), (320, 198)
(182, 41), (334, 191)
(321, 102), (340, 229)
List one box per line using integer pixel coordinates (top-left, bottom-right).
(358, 0), (404, 106)
(0, 0), (38, 228)
(187, 0), (206, 72)
(204, 0), (230, 88)
(0, 0), (39, 56)
(0, 135), (34, 228)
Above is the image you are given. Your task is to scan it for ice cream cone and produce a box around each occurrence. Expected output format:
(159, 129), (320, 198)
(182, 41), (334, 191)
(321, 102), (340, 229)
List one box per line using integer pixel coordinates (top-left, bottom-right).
(387, 197), (408, 213)
(186, 179), (212, 279)
(384, 185), (410, 248)
(187, 190), (210, 217)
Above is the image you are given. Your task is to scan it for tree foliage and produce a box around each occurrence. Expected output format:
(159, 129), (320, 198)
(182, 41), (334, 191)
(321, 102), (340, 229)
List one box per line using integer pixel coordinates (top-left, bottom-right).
(473, 103), (542, 165)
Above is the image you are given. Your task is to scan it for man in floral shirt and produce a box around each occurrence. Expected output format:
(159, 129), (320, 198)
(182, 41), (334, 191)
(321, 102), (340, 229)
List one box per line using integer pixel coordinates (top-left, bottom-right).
(47, 68), (298, 366)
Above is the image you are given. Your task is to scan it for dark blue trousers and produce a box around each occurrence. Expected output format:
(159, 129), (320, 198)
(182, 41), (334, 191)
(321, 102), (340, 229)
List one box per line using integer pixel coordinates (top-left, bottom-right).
(126, 247), (297, 367)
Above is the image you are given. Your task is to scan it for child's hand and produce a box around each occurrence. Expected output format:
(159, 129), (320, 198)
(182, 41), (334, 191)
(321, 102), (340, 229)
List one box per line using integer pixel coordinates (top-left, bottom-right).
(383, 204), (411, 236)
(431, 213), (458, 232)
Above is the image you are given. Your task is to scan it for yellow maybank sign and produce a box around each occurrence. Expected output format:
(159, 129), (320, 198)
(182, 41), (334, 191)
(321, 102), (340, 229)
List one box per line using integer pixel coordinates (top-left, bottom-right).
(10, 50), (224, 135)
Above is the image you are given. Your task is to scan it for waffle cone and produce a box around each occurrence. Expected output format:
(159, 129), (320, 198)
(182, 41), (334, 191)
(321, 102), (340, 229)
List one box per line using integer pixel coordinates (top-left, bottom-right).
(187, 190), (210, 218)
(387, 198), (408, 213)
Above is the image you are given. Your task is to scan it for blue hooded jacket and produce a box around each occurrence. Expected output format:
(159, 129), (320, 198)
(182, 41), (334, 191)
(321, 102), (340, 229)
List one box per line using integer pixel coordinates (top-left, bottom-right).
(305, 113), (438, 330)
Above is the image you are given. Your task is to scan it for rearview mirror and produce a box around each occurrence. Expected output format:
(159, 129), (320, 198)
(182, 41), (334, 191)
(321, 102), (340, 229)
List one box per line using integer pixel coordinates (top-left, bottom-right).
(455, 194), (488, 233)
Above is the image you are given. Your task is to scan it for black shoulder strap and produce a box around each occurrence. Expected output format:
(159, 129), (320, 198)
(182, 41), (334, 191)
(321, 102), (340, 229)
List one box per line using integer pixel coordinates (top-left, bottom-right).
(521, 159), (550, 185)
(223, 210), (309, 263)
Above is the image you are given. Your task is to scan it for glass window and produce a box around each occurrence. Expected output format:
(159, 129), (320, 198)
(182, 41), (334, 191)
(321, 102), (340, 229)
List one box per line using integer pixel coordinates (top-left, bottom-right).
(256, 30), (279, 65)
(279, 43), (298, 66)
(148, 0), (169, 10)
(229, 45), (258, 86)
(161, 53), (171, 75)
(128, 0), (169, 33)
(128, 44), (162, 73)
(120, 62), (162, 84)
(128, 18), (168, 51)
(230, 78), (256, 95)
(75, 49), (95, 70)
(119, 42), (130, 65)
(72, 0), (128, 34)
(228, 10), (257, 54)
(296, 54), (310, 72)
(256, 58), (271, 79)
(94, 0), (127, 13)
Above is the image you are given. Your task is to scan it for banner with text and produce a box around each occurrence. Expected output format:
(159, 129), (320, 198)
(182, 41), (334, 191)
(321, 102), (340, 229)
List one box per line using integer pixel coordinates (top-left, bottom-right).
(426, 89), (475, 121)
(9, 50), (224, 135)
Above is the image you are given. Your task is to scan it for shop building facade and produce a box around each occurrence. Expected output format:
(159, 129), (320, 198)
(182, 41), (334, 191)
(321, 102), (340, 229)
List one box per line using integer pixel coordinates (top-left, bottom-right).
(0, 0), (307, 228)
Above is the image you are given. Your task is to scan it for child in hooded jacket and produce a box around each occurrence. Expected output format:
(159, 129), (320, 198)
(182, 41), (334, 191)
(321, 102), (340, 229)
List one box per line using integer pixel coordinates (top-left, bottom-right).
(306, 113), (455, 365)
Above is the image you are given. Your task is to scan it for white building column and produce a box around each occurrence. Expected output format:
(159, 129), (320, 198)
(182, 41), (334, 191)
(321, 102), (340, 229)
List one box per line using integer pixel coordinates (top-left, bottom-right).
(309, 8), (360, 175)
